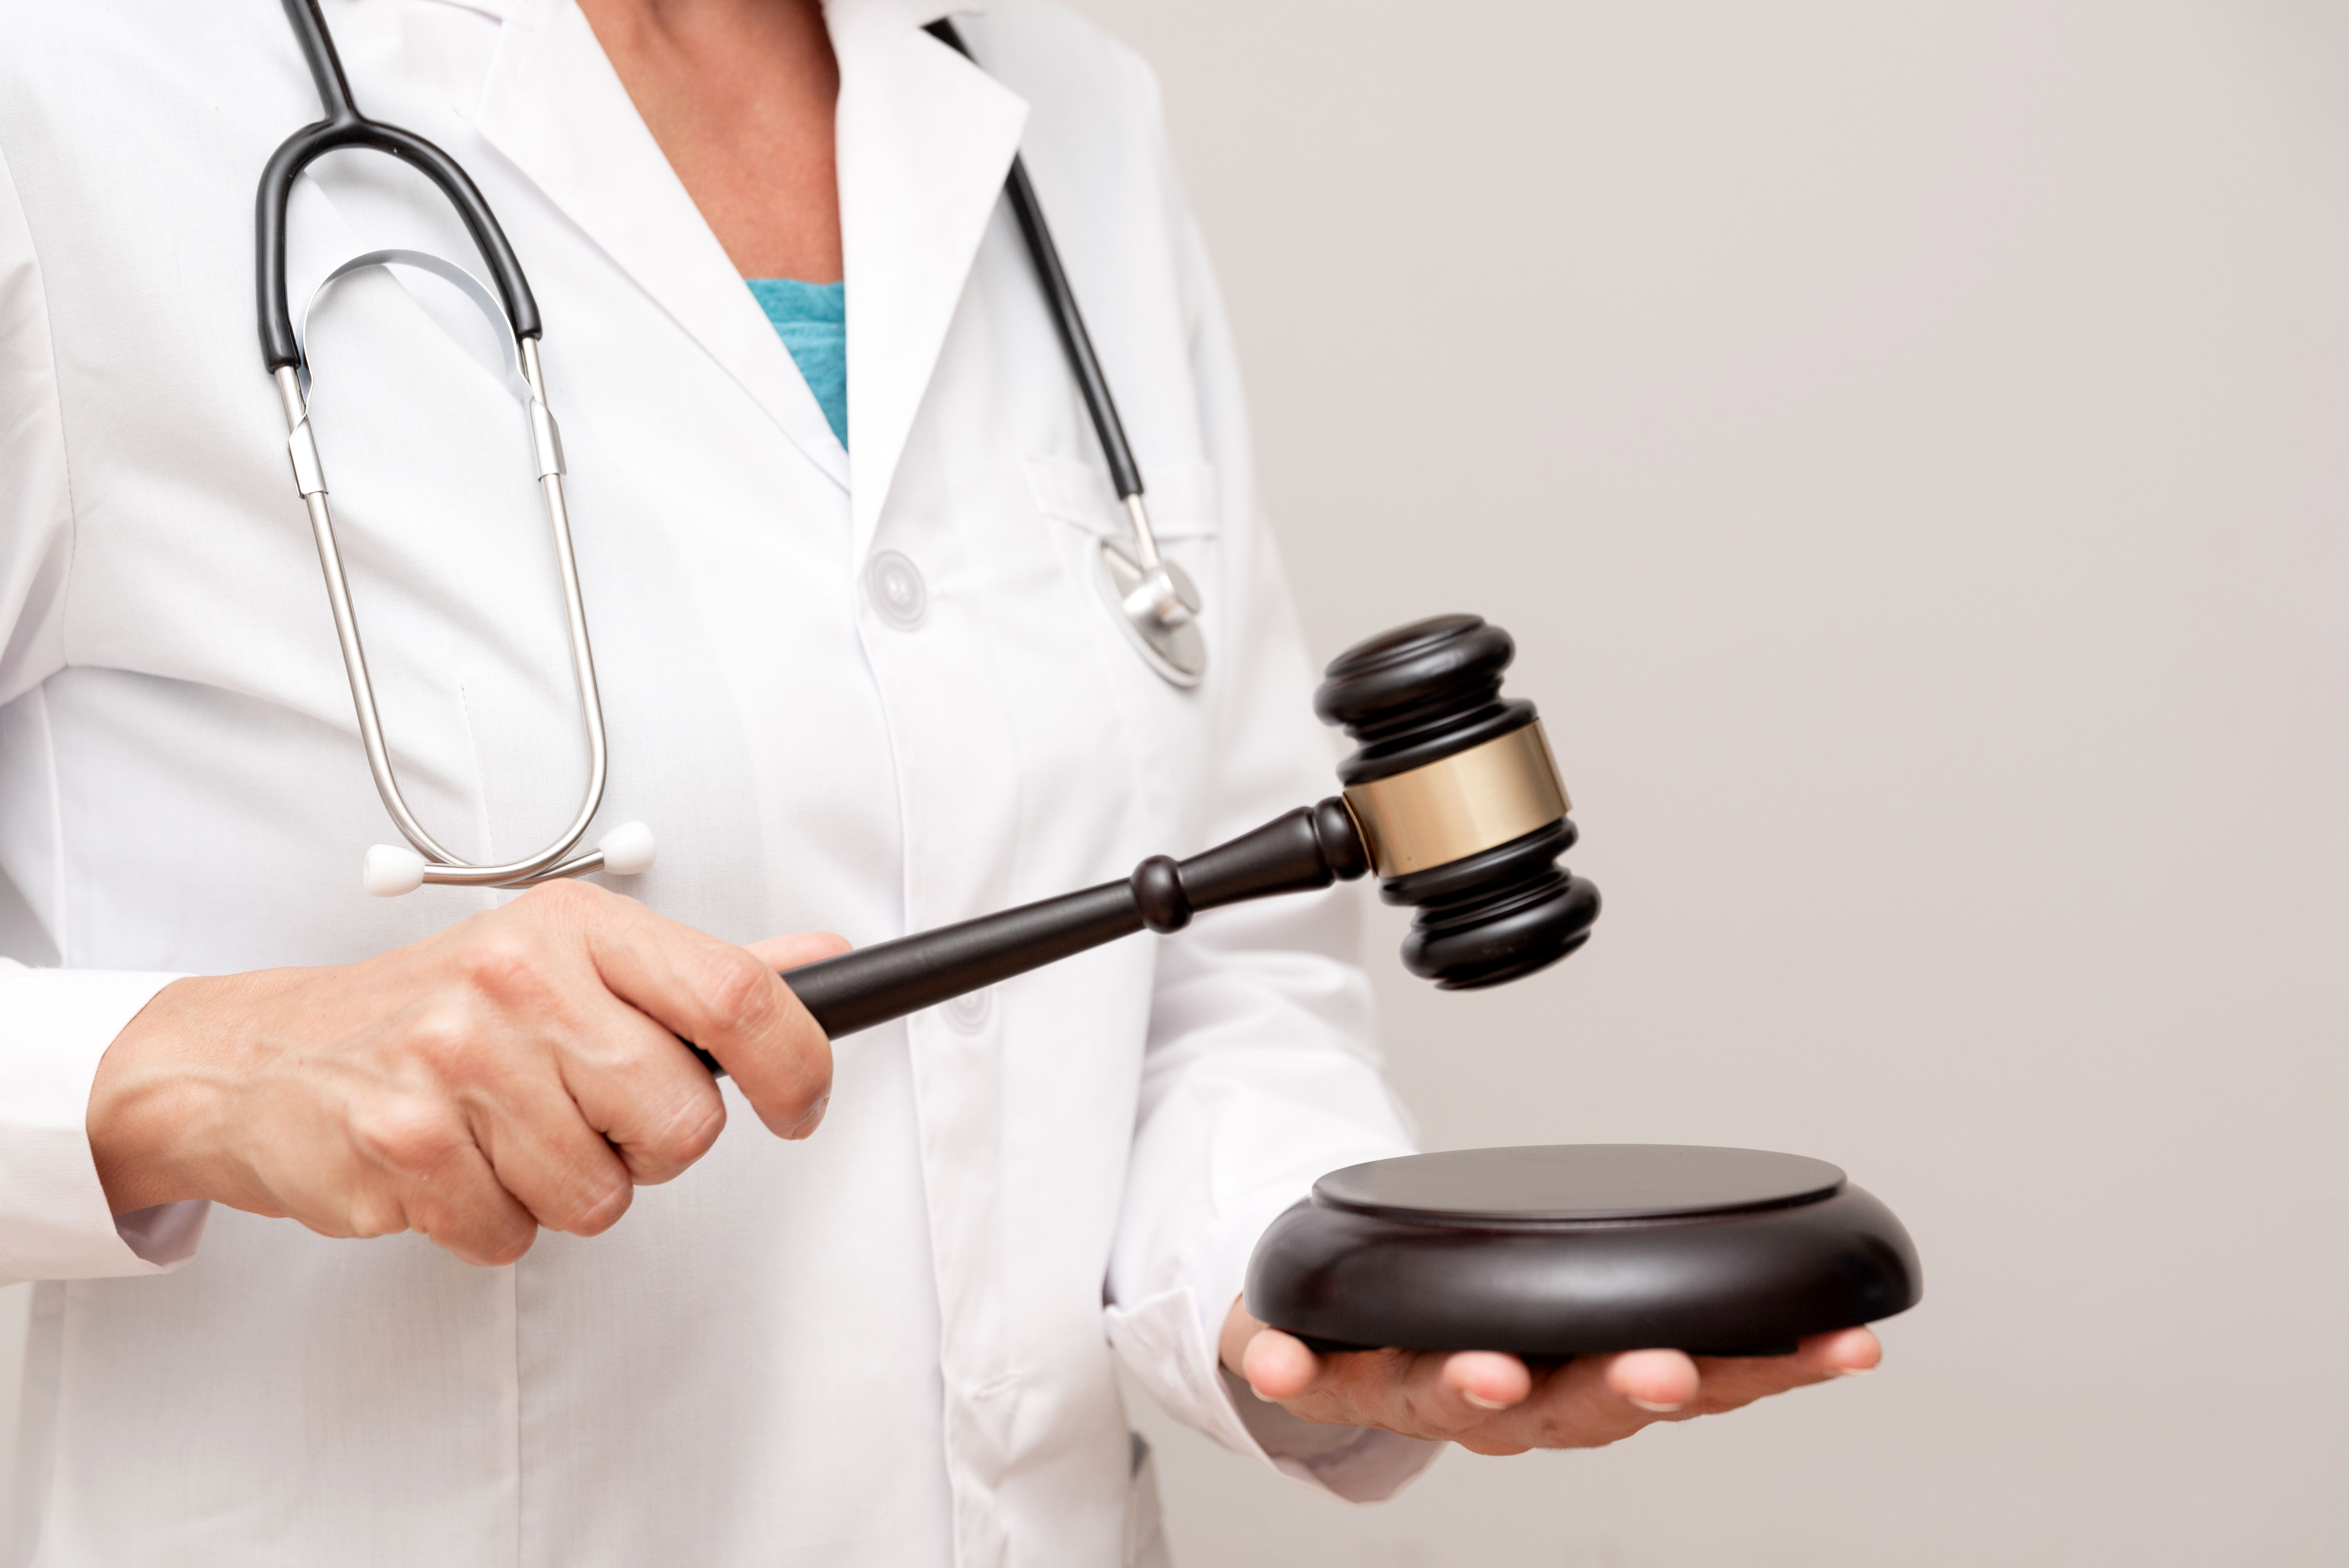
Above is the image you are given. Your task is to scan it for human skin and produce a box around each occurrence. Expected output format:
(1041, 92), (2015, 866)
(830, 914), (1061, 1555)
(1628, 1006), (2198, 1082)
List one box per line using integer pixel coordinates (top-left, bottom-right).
(91, 883), (844, 1265)
(92, 0), (1883, 1452)
(1219, 1299), (1881, 1449)
(574, 0), (844, 282)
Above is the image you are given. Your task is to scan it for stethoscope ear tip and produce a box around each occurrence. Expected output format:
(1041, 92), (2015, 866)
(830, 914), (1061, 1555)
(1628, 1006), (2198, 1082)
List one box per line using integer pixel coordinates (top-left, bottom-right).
(597, 822), (657, 877)
(363, 844), (429, 898)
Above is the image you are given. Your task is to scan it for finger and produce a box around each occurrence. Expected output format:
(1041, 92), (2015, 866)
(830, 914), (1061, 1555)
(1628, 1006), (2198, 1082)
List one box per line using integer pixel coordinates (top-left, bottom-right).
(1443, 1350), (1534, 1413)
(1243, 1335), (1423, 1435)
(1604, 1348), (1702, 1414)
(400, 929), (678, 1226)
(1240, 1327), (1323, 1402)
(546, 992), (731, 1187)
(399, 1140), (541, 1266)
(342, 1091), (538, 1266)
(459, 1052), (641, 1237)
(1687, 1327), (1883, 1412)
(1392, 1350), (1539, 1452)
(537, 884), (833, 1138)
(745, 931), (853, 971)
(1392, 1349), (1532, 1434)
(1813, 1325), (1883, 1373)
(1460, 1350), (1691, 1450)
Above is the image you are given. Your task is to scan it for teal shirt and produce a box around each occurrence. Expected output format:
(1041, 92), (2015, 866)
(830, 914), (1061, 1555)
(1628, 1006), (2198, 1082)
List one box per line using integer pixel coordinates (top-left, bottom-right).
(745, 277), (847, 447)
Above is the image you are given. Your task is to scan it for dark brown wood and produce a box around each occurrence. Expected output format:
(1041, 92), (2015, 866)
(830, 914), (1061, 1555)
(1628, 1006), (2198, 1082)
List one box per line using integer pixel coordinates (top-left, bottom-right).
(1247, 1146), (1923, 1356)
(1321, 615), (1600, 987)
(727, 801), (1374, 1057)
(684, 614), (1604, 1061)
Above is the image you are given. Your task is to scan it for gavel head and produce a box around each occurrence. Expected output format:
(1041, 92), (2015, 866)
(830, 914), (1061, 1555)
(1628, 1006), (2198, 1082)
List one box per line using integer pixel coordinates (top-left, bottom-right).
(1316, 615), (1601, 989)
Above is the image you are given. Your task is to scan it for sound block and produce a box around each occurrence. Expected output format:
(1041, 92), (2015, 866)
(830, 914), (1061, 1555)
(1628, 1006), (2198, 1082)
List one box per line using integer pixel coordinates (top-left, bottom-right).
(1245, 1145), (1921, 1358)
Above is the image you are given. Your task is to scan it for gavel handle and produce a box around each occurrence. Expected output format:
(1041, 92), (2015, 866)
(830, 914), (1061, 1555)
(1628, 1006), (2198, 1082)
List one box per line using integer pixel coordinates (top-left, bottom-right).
(691, 800), (1369, 1073)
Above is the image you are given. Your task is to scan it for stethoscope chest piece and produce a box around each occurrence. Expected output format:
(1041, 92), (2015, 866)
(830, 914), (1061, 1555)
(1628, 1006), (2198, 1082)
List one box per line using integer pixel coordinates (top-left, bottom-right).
(1096, 541), (1206, 687)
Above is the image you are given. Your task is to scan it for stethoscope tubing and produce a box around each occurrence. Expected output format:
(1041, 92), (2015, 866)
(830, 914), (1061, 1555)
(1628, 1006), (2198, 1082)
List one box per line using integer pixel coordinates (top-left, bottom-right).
(925, 19), (1177, 578)
(256, 0), (1205, 893)
(924, 25), (1137, 500)
(257, 0), (540, 371)
(260, 0), (610, 890)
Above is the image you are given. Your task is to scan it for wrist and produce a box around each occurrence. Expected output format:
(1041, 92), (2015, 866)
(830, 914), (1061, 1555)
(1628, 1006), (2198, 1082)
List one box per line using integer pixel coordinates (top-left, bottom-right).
(86, 973), (254, 1214)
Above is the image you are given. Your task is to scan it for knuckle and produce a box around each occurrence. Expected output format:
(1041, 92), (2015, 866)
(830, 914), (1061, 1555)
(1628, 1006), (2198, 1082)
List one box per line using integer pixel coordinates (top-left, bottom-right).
(699, 947), (784, 1038)
(456, 930), (556, 1007)
(349, 1095), (467, 1177)
(339, 1194), (405, 1241)
(402, 998), (485, 1076)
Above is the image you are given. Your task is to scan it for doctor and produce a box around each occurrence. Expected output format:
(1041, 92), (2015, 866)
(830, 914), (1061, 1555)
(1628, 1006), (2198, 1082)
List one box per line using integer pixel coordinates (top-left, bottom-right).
(0, 0), (1877, 1562)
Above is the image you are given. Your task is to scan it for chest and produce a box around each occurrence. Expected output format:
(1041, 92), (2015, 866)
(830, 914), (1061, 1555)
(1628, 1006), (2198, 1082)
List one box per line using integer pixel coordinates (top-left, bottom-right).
(11, 2), (1228, 961)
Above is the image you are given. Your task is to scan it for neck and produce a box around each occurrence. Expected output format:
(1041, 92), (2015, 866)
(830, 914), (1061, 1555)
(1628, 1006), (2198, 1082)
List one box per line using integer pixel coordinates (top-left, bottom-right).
(576, 0), (844, 282)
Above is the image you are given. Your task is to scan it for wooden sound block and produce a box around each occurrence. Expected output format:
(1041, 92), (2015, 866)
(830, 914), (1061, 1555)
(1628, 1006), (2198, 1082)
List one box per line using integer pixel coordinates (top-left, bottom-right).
(1245, 1145), (1921, 1358)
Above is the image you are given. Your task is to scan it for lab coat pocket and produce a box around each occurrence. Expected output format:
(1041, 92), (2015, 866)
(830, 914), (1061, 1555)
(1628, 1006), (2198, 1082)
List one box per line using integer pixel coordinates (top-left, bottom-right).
(1021, 455), (1222, 545)
(1022, 452), (1225, 835)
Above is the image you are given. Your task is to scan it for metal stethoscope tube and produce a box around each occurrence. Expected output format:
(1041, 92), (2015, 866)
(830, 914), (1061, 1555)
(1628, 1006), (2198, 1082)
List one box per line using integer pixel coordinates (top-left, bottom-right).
(272, 281), (641, 895)
(259, 0), (1198, 897)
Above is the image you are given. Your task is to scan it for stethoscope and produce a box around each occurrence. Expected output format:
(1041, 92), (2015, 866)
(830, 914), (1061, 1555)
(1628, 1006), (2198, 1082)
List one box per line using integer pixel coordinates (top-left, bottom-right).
(259, 0), (1207, 899)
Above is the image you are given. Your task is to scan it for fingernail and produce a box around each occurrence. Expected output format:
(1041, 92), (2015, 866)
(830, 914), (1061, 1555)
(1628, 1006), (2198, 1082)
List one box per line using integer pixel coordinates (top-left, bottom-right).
(1628, 1396), (1685, 1413)
(1462, 1391), (1514, 1412)
(1832, 1365), (1877, 1377)
(786, 1094), (829, 1140)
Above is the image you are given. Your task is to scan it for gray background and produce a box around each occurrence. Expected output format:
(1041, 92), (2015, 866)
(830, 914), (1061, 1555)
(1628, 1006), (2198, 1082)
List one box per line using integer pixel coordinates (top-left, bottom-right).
(7, 0), (2346, 1562)
(1066, 0), (2349, 1563)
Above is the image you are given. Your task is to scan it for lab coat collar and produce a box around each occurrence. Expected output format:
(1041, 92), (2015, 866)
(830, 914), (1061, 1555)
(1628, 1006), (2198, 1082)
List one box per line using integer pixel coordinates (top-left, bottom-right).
(829, 0), (1025, 550)
(468, 0), (1025, 547)
(473, 0), (850, 487)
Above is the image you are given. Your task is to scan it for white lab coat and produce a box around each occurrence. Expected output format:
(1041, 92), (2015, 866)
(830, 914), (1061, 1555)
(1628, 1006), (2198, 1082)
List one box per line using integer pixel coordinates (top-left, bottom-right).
(0, 0), (1439, 1562)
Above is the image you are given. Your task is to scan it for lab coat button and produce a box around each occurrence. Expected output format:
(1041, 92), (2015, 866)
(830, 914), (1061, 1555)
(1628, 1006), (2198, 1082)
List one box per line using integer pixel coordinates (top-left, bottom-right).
(866, 551), (928, 629)
(944, 987), (993, 1032)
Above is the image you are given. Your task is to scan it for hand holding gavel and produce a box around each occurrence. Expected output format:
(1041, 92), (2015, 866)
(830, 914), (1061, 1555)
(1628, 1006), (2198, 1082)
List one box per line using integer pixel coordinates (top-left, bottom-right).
(90, 615), (1599, 1259)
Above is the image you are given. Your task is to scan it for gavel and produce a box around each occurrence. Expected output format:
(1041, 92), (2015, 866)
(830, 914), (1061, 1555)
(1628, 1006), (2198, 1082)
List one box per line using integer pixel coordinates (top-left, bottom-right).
(764, 613), (1598, 1041)
(719, 612), (1921, 1358)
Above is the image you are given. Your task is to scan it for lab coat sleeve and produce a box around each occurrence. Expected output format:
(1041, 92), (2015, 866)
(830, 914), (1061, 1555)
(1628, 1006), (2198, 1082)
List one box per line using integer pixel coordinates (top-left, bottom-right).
(0, 144), (209, 1286)
(1100, 179), (1443, 1499)
(0, 964), (208, 1285)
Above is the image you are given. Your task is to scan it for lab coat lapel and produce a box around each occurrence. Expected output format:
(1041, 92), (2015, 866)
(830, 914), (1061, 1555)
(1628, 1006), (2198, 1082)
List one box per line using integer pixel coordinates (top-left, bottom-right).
(471, 0), (850, 487)
(828, 0), (1027, 554)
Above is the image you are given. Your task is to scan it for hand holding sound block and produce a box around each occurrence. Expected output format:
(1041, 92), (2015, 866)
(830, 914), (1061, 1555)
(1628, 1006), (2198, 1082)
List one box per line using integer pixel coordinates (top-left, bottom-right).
(1227, 1145), (1913, 1452)
(1244, 1145), (1921, 1360)
(1219, 1297), (1882, 1455)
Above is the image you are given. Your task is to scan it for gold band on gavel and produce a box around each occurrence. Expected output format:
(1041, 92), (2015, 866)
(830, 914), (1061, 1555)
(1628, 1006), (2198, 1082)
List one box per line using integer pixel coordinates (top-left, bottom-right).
(1341, 721), (1571, 878)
